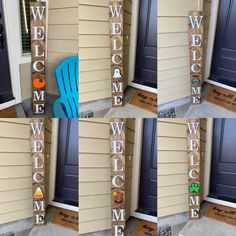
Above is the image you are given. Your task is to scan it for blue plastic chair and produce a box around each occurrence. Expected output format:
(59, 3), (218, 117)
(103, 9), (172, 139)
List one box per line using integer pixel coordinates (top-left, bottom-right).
(53, 56), (79, 118)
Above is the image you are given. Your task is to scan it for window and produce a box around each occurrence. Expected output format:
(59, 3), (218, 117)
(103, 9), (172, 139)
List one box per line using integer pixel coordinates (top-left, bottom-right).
(19, 0), (37, 54)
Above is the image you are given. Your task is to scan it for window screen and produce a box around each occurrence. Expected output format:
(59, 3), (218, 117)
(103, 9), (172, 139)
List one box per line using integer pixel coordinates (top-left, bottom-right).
(20, 0), (37, 54)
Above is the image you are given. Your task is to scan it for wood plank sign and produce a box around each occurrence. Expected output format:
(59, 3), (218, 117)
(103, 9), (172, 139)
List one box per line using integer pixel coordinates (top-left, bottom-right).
(30, 2), (46, 114)
(110, 119), (126, 235)
(31, 119), (45, 225)
(187, 119), (200, 220)
(109, 0), (124, 107)
(189, 12), (204, 104)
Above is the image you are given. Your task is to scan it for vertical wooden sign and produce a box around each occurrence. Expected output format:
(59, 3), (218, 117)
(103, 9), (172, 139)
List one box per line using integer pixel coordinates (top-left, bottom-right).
(31, 119), (45, 225)
(189, 12), (204, 104)
(187, 119), (200, 220)
(31, 2), (46, 114)
(110, 119), (125, 235)
(109, 0), (124, 107)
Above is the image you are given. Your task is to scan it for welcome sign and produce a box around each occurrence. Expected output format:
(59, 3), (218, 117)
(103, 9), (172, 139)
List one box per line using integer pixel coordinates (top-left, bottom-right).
(189, 12), (204, 104)
(31, 119), (45, 225)
(110, 119), (125, 235)
(30, 2), (46, 114)
(187, 119), (200, 220)
(109, 0), (124, 107)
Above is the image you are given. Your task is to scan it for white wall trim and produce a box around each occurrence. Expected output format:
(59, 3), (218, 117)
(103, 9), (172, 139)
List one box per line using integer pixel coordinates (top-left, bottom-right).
(2, 0), (23, 106)
(49, 119), (59, 205)
(131, 118), (143, 217)
(204, 119), (236, 209)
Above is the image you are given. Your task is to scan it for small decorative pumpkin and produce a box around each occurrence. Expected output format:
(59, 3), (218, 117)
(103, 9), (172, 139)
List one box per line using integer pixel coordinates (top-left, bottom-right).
(33, 77), (46, 89)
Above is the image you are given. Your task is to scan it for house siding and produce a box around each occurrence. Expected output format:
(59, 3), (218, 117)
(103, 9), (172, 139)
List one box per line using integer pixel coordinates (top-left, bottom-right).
(79, 118), (134, 234)
(0, 119), (52, 224)
(158, 0), (204, 105)
(158, 118), (207, 217)
(78, 0), (132, 103)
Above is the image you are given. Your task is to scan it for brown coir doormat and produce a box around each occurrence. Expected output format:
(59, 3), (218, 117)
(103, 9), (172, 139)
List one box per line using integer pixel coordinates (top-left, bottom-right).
(132, 220), (157, 236)
(205, 204), (236, 227)
(129, 89), (157, 114)
(0, 107), (17, 117)
(207, 85), (236, 113)
(51, 208), (78, 232)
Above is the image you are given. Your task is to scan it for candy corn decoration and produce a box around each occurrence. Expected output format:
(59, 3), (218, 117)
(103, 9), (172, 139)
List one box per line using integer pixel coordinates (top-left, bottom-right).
(34, 187), (44, 200)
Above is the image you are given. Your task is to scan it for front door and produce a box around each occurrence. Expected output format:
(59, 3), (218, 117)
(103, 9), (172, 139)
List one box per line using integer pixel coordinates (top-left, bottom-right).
(0, 0), (14, 104)
(209, 119), (236, 203)
(134, 0), (157, 89)
(210, 0), (236, 87)
(138, 119), (157, 216)
(55, 119), (78, 207)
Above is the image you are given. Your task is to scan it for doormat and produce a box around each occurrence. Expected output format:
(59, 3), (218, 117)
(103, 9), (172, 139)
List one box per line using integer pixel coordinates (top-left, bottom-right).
(158, 225), (172, 236)
(79, 111), (94, 118)
(158, 108), (176, 118)
(51, 208), (78, 232)
(205, 204), (236, 227)
(132, 220), (157, 236)
(207, 85), (236, 112)
(0, 107), (17, 117)
(129, 89), (157, 114)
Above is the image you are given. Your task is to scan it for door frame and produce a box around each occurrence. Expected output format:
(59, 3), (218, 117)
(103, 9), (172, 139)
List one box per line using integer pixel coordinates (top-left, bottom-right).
(131, 118), (157, 223)
(204, 118), (236, 208)
(205, 0), (236, 92)
(128, 0), (158, 94)
(49, 119), (79, 212)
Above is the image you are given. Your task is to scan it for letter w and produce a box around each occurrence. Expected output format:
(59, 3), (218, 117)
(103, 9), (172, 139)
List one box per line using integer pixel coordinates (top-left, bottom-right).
(189, 16), (203, 29)
(110, 122), (124, 135)
(109, 5), (122, 17)
(187, 122), (199, 135)
(31, 6), (45, 21)
(31, 122), (44, 135)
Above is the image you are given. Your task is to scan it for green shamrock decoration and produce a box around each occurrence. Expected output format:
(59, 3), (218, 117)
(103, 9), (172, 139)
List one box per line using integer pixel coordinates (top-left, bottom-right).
(189, 183), (200, 193)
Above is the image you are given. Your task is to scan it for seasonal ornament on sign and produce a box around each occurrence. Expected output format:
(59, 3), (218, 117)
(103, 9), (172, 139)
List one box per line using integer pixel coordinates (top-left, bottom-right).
(31, 119), (45, 225)
(110, 119), (126, 236)
(187, 119), (201, 220)
(188, 12), (204, 104)
(109, 0), (124, 107)
(30, 1), (46, 114)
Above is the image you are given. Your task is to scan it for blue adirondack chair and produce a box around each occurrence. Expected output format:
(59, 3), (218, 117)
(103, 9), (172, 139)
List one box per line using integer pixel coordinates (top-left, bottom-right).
(53, 56), (79, 118)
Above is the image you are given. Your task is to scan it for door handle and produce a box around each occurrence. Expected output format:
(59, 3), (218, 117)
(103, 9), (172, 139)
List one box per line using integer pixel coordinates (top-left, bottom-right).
(0, 24), (4, 49)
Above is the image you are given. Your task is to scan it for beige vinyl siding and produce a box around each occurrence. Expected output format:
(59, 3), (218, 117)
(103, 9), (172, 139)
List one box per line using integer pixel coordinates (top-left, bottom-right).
(47, 0), (78, 96)
(79, 1), (132, 103)
(158, 118), (207, 217)
(20, 63), (32, 101)
(158, 0), (201, 105)
(79, 118), (134, 234)
(0, 119), (52, 224)
(0, 119), (31, 224)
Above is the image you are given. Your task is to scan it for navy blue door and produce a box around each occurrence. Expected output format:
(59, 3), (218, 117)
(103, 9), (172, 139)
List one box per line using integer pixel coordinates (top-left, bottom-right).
(55, 119), (78, 207)
(138, 119), (157, 216)
(210, 0), (236, 87)
(209, 119), (236, 203)
(134, 0), (157, 89)
(0, 0), (14, 104)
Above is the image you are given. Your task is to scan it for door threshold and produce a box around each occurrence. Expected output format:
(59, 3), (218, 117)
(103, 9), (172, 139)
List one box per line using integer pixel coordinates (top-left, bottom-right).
(129, 82), (157, 94)
(206, 79), (236, 92)
(205, 196), (236, 209)
(50, 201), (79, 213)
(132, 212), (157, 223)
(0, 99), (15, 110)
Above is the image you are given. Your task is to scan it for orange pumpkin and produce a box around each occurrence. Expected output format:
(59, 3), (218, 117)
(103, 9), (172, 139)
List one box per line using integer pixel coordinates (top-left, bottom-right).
(33, 77), (46, 89)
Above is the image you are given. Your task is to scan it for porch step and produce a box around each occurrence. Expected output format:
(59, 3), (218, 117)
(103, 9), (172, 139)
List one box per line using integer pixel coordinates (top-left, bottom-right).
(179, 216), (236, 236)
(0, 218), (33, 236)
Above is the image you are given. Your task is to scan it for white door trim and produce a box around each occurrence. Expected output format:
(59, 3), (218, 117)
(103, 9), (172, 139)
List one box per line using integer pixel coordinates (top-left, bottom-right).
(48, 119), (78, 211)
(204, 119), (236, 209)
(204, 0), (235, 92)
(129, 82), (158, 94)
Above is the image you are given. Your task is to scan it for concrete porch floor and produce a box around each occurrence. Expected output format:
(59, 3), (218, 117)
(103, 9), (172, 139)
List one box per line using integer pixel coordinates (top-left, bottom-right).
(79, 87), (156, 118)
(159, 83), (236, 118)
(0, 206), (78, 236)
